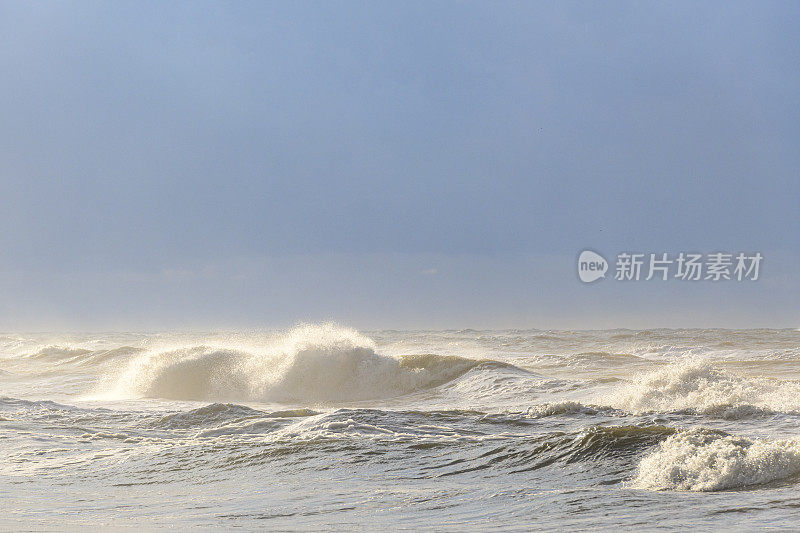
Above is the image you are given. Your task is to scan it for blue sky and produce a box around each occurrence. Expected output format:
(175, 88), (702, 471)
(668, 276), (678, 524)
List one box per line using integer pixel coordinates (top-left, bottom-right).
(1, 1), (798, 329)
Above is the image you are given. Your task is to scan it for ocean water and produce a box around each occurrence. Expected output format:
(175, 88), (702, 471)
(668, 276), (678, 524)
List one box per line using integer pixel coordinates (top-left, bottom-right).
(2, 325), (800, 530)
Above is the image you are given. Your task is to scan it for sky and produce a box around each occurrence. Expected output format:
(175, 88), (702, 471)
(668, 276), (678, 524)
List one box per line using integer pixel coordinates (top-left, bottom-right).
(0, 1), (798, 330)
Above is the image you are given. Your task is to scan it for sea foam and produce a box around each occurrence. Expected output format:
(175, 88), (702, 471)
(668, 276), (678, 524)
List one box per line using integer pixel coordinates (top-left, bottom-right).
(632, 428), (800, 491)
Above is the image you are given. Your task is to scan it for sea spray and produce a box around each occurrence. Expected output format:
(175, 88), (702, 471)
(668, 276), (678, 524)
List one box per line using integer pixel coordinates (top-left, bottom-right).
(105, 324), (485, 403)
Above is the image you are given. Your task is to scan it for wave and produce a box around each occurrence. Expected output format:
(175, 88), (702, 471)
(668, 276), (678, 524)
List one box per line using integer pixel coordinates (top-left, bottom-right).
(601, 360), (800, 418)
(155, 403), (266, 429)
(631, 428), (800, 491)
(103, 324), (496, 404)
(526, 401), (622, 418)
(0, 396), (75, 412)
(529, 351), (649, 370)
(15, 345), (142, 367)
(154, 403), (319, 432)
(432, 424), (676, 478)
(26, 345), (92, 360)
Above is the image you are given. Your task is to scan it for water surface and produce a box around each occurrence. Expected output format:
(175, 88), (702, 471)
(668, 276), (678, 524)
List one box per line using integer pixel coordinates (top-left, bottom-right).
(2, 326), (799, 530)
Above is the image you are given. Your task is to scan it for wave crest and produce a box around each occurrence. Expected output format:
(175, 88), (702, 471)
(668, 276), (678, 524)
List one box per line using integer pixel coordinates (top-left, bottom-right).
(105, 324), (486, 404)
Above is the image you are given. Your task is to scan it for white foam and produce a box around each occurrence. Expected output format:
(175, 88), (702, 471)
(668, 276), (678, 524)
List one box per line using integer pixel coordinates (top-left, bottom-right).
(632, 429), (800, 491)
(602, 360), (800, 417)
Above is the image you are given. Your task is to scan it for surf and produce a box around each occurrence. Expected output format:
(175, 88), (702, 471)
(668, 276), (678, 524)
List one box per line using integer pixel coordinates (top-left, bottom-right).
(631, 428), (800, 491)
(100, 324), (502, 404)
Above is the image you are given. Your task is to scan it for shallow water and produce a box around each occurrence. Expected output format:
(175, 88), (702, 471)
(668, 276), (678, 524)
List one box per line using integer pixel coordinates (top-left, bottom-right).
(2, 326), (800, 530)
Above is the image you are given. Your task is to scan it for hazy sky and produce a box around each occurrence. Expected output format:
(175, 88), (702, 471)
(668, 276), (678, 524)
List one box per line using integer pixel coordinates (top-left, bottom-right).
(1, 1), (798, 330)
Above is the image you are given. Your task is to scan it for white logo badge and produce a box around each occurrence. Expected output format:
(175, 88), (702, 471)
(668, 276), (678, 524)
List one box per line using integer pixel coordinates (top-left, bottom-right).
(578, 250), (608, 283)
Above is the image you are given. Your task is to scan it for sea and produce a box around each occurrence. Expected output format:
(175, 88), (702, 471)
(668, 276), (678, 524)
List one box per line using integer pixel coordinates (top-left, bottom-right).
(2, 325), (799, 530)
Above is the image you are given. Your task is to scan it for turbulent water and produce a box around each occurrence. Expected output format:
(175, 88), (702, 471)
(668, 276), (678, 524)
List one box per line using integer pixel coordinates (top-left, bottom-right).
(2, 326), (800, 530)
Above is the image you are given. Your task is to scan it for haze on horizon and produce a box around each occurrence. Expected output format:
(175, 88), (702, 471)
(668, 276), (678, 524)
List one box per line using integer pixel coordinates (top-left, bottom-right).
(1, 1), (798, 330)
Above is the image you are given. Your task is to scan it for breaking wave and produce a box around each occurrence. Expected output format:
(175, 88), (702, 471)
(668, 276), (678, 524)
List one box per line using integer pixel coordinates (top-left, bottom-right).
(103, 324), (495, 403)
(602, 360), (800, 418)
(632, 429), (800, 491)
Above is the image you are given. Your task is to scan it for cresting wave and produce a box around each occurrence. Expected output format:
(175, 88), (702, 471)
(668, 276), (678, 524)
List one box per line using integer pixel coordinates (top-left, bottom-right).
(632, 429), (800, 491)
(600, 360), (800, 418)
(102, 324), (503, 403)
(522, 361), (800, 421)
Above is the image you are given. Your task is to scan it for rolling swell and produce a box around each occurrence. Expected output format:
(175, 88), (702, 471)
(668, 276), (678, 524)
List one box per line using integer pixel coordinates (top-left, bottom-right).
(12, 345), (142, 368)
(432, 425), (677, 479)
(153, 403), (320, 430)
(6, 391), (799, 494)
